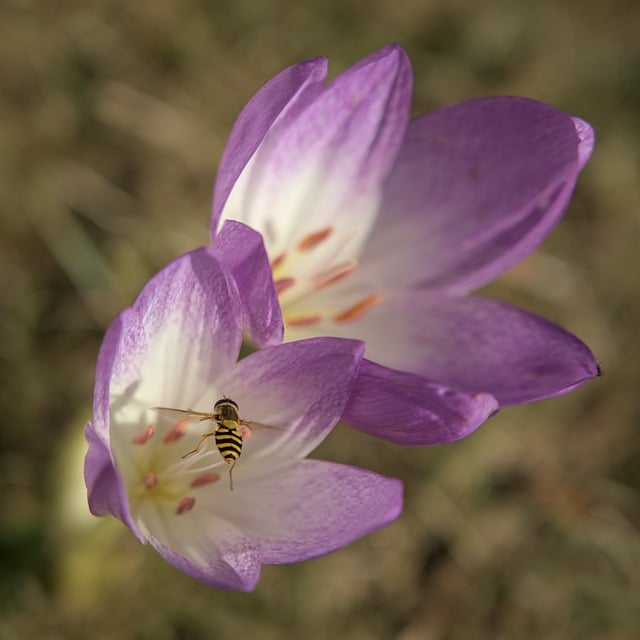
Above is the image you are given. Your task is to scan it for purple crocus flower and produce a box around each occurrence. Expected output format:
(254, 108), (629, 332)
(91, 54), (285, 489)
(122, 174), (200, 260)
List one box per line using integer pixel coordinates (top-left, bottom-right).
(84, 229), (402, 591)
(210, 44), (598, 429)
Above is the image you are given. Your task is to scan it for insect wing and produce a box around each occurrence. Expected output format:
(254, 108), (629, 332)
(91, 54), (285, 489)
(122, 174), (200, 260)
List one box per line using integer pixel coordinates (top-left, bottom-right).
(241, 420), (281, 432)
(151, 406), (217, 422)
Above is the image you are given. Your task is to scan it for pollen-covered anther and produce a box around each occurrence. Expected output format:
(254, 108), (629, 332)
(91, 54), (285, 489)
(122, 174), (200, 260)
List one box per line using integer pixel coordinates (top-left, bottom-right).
(239, 425), (252, 440)
(143, 472), (159, 489)
(287, 314), (324, 328)
(132, 424), (156, 445)
(270, 252), (286, 270)
(333, 294), (383, 323)
(297, 227), (334, 252)
(313, 260), (359, 290)
(176, 496), (196, 515)
(190, 472), (221, 488)
(274, 277), (296, 294)
(163, 419), (188, 443)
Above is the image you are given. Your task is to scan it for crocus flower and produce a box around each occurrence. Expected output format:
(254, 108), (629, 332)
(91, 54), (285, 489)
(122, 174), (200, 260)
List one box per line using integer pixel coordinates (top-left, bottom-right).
(84, 226), (403, 591)
(210, 44), (598, 419)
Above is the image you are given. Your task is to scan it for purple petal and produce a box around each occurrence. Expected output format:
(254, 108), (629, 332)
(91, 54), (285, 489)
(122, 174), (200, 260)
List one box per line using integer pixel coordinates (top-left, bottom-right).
(107, 248), (243, 408)
(92, 311), (125, 441)
(573, 116), (595, 169)
(212, 220), (283, 346)
(325, 44), (413, 186)
(352, 292), (598, 406)
(84, 422), (143, 541)
(342, 359), (498, 445)
(216, 337), (365, 459)
(211, 56), (329, 235)
(364, 97), (593, 293)
(212, 459), (403, 565)
(223, 45), (412, 248)
(147, 522), (262, 592)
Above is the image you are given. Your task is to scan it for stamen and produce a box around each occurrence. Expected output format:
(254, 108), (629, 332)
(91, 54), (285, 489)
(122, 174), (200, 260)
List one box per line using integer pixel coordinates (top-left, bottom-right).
(163, 419), (188, 444)
(287, 314), (323, 328)
(238, 425), (252, 440)
(143, 472), (159, 489)
(132, 424), (156, 445)
(175, 496), (196, 515)
(271, 252), (286, 270)
(274, 277), (296, 294)
(297, 227), (333, 252)
(190, 472), (221, 488)
(333, 294), (383, 323)
(313, 260), (358, 290)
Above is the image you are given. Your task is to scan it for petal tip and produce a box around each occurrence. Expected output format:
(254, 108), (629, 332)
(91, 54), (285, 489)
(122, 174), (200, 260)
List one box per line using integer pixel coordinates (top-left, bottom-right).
(572, 116), (595, 170)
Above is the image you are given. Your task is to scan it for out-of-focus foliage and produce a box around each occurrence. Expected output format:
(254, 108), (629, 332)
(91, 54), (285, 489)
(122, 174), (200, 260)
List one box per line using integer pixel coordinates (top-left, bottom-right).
(1, 0), (638, 638)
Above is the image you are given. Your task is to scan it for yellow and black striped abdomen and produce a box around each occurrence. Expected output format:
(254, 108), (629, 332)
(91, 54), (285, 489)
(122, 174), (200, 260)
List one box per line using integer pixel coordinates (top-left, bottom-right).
(214, 422), (243, 464)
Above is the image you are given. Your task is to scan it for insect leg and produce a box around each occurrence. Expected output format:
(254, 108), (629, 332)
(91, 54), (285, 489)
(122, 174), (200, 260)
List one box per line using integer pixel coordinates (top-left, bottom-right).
(181, 432), (216, 458)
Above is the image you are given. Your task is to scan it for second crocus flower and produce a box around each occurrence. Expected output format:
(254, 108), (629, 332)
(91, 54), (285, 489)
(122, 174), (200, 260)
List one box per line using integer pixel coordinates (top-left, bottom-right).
(211, 44), (598, 414)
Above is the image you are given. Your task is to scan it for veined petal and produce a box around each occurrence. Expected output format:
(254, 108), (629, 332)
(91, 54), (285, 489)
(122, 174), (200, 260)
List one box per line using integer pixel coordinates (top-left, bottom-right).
(110, 247), (242, 410)
(144, 507), (261, 592)
(215, 337), (365, 460)
(342, 360), (498, 445)
(84, 422), (143, 540)
(210, 459), (403, 564)
(573, 116), (595, 170)
(220, 44), (412, 260)
(213, 220), (284, 346)
(338, 292), (598, 406)
(364, 97), (593, 294)
(211, 56), (329, 234)
(92, 311), (126, 441)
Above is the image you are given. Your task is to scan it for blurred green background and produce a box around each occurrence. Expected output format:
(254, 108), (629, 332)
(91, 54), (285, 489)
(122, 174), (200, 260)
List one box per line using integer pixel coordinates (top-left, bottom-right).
(1, 0), (638, 638)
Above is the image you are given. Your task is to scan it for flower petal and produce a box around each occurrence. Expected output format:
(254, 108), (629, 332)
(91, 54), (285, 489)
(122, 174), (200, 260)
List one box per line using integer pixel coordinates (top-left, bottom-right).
(337, 292), (598, 406)
(110, 248), (243, 409)
(211, 459), (403, 565)
(573, 116), (595, 169)
(212, 220), (283, 346)
(364, 97), (593, 293)
(342, 359), (498, 445)
(215, 337), (365, 460)
(92, 311), (126, 441)
(220, 44), (412, 260)
(211, 56), (329, 234)
(84, 422), (143, 541)
(143, 507), (262, 591)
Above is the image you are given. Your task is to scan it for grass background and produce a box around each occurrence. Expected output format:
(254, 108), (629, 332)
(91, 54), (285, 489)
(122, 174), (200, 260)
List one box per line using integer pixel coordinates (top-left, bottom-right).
(1, 0), (639, 638)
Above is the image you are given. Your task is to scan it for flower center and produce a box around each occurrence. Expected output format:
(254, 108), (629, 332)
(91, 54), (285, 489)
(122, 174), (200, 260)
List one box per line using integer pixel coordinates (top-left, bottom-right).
(128, 420), (224, 516)
(271, 227), (383, 329)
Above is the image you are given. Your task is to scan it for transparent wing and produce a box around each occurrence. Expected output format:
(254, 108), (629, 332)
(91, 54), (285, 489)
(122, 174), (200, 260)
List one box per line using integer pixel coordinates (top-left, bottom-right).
(240, 419), (282, 432)
(151, 406), (218, 422)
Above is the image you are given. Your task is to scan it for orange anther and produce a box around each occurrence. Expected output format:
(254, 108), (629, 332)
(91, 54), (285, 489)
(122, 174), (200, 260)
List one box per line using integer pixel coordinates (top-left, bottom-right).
(163, 419), (188, 443)
(287, 314), (323, 328)
(175, 496), (196, 515)
(297, 227), (333, 251)
(270, 252), (286, 270)
(314, 260), (358, 290)
(190, 473), (221, 488)
(132, 424), (156, 445)
(274, 277), (296, 294)
(143, 472), (159, 489)
(333, 294), (383, 323)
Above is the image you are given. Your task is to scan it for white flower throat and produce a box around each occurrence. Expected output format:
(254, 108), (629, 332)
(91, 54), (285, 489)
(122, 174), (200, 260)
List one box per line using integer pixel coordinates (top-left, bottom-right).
(128, 414), (227, 520)
(270, 226), (383, 329)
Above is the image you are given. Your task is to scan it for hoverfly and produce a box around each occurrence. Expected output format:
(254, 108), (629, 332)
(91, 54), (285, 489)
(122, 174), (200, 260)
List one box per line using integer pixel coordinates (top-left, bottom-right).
(152, 398), (268, 491)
